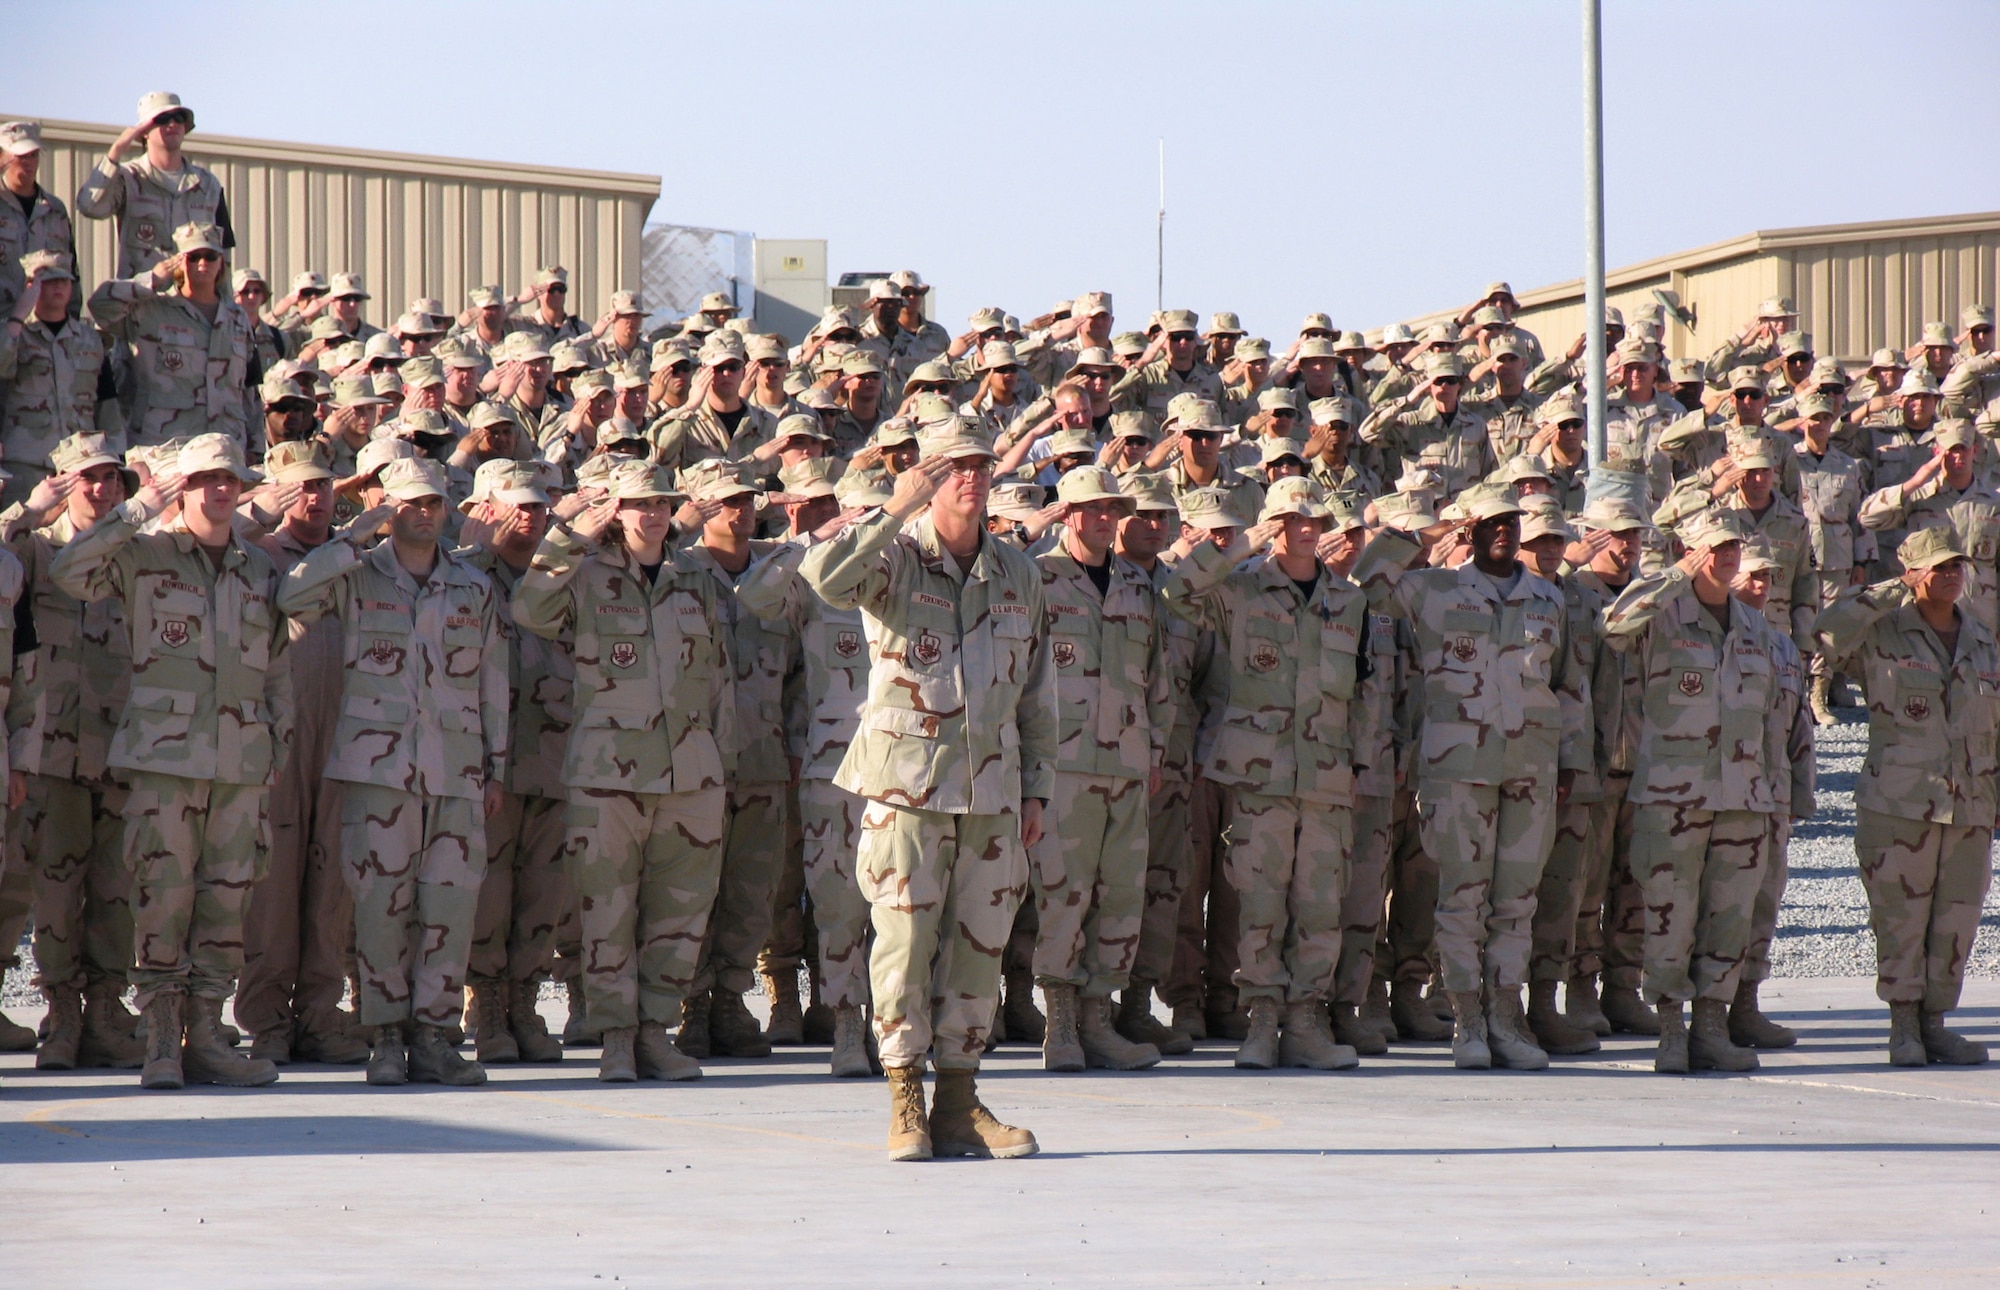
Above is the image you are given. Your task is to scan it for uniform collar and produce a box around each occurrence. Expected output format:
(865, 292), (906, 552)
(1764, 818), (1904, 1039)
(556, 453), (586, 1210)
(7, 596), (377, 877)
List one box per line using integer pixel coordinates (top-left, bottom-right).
(364, 535), (460, 594)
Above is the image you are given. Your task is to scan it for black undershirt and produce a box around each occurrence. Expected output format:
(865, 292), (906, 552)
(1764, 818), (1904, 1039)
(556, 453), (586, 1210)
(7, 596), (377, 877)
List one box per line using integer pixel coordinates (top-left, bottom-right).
(14, 188), (34, 219)
(640, 560), (663, 585)
(1081, 557), (1110, 597)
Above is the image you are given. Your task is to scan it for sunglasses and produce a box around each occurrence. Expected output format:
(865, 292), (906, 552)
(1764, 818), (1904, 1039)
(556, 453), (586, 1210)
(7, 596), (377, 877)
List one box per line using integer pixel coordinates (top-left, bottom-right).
(1432, 376), (1462, 387)
(711, 361), (744, 374)
(989, 365), (1019, 375)
(1734, 389), (1766, 400)
(1182, 430), (1222, 442)
(154, 110), (193, 129)
(1269, 408), (1297, 417)
(1785, 354), (1813, 364)
(184, 249), (221, 264)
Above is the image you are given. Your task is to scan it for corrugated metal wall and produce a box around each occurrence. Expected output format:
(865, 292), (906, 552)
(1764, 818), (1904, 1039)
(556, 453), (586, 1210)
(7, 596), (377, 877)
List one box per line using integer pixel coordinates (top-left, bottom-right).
(13, 116), (659, 326)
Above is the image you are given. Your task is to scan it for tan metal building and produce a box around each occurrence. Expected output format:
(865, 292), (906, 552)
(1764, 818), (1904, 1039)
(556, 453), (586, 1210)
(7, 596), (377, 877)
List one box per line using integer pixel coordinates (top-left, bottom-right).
(7, 114), (660, 325)
(1398, 210), (2000, 366)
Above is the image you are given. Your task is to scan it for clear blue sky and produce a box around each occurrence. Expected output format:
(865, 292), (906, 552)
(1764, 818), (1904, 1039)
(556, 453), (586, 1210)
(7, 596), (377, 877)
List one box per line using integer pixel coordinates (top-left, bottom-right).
(10, 1), (1999, 339)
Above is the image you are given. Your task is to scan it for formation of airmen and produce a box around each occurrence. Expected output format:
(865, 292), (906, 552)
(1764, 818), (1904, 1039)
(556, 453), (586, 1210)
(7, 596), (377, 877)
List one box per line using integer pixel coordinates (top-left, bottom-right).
(0, 93), (1995, 1162)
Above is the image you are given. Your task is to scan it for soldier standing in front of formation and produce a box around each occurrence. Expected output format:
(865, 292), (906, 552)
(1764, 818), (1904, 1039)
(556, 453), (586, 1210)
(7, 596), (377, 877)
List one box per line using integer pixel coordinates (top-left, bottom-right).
(1600, 510), (1792, 1074)
(801, 420), (1054, 1162)
(1816, 528), (1998, 1066)
(74, 92), (232, 280)
(277, 457), (510, 1088)
(51, 434), (293, 1090)
(1163, 475), (1381, 1071)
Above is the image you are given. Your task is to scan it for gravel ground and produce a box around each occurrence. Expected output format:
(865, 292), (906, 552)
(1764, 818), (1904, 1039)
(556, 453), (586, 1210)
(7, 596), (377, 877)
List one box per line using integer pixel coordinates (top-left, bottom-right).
(7, 711), (1997, 1008)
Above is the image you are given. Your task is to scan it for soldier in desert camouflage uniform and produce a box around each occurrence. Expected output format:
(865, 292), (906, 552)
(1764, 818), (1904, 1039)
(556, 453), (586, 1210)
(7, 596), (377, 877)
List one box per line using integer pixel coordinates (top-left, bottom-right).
(1163, 475), (1382, 1071)
(801, 418), (1054, 1162)
(1, 251), (114, 509)
(513, 459), (736, 1083)
(1027, 466), (1170, 1074)
(277, 457), (510, 1088)
(1858, 420), (2000, 635)
(1815, 528), (1999, 1066)
(1601, 509), (1794, 1074)
(51, 433), (294, 1090)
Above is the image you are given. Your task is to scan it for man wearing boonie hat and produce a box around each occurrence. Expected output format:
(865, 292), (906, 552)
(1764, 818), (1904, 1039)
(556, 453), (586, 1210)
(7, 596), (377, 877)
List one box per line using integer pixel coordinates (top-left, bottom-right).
(1359, 350), (1497, 501)
(1303, 394), (1382, 499)
(1015, 290), (1114, 389)
(277, 453), (508, 1089)
(1790, 391), (1873, 723)
(1160, 474), (1380, 1072)
(650, 338), (769, 475)
(2, 249), (107, 508)
(1111, 307), (1222, 425)
(51, 433), (290, 1090)
(800, 417), (1052, 1161)
(1699, 296), (1796, 390)
(513, 458), (732, 1083)
(76, 92), (231, 280)
(1858, 417), (2000, 632)
(0, 121), (75, 320)
(1203, 311), (1245, 368)
(855, 273), (948, 405)
(1698, 441), (1818, 658)
(727, 457), (881, 1076)
(1021, 465), (1166, 1075)
(1219, 336), (1275, 421)
(89, 222), (255, 451)
(1353, 480), (1586, 1071)
(3, 433), (144, 1067)
(233, 438), (374, 1067)
(588, 289), (651, 372)
(959, 340), (1038, 447)
(1460, 332), (1541, 458)
(1599, 505), (1793, 1075)
(1162, 399), (1264, 527)
(505, 266), (585, 351)
(984, 479), (1046, 544)
(1816, 526), (2000, 1067)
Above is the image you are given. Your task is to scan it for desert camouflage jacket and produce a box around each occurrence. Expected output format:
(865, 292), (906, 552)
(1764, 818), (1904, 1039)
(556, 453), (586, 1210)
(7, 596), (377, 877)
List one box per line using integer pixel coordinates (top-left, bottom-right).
(1036, 543), (1169, 782)
(685, 539), (805, 786)
(459, 548), (574, 800)
(4, 507), (126, 783)
(737, 540), (869, 783)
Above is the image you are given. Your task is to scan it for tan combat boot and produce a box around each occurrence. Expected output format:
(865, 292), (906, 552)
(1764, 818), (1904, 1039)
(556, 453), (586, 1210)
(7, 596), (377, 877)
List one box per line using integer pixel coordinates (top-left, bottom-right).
(508, 982), (564, 1063)
(1486, 987), (1550, 1070)
(1808, 674), (1836, 726)
(295, 1009), (372, 1065)
(1654, 999), (1689, 1074)
(829, 1004), (872, 1079)
(80, 979), (146, 1069)
(1886, 1001), (1926, 1067)
(1041, 983), (1085, 1072)
(1391, 978), (1453, 1042)
(183, 996), (280, 1087)
(1527, 980), (1600, 1055)
(1169, 1002), (1207, 1042)
(36, 986), (83, 1071)
(801, 973), (836, 1045)
(563, 977), (601, 1046)
(470, 980), (519, 1064)
(1728, 978), (1796, 1049)
(1361, 976), (1397, 1044)
(1232, 997), (1281, 1069)
(709, 988), (772, 1058)
(139, 993), (186, 1090)
(1002, 969), (1045, 1045)
(885, 1065), (932, 1162)
(637, 1021), (702, 1080)
(1207, 996), (1251, 1042)
(1564, 972), (1612, 1037)
(1689, 998), (1758, 1071)
(366, 1024), (408, 1085)
(0, 1006), (38, 1052)
(599, 1026), (639, 1082)
(1280, 1001), (1360, 1070)
(930, 1069), (1038, 1159)
(1117, 984), (1193, 1056)
(1920, 1010), (1990, 1065)
(248, 1026), (291, 1066)
(1448, 990), (1491, 1070)
(1600, 983), (1661, 1035)
(676, 992), (712, 1059)
(761, 970), (804, 1046)
(409, 1023), (487, 1086)
(1329, 1000), (1389, 1056)
(1080, 994), (1161, 1070)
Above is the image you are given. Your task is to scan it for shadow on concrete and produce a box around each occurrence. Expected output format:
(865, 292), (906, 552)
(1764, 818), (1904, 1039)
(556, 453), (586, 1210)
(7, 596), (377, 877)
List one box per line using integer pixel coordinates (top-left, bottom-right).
(1037, 1139), (2000, 1161)
(1, 1112), (617, 1162)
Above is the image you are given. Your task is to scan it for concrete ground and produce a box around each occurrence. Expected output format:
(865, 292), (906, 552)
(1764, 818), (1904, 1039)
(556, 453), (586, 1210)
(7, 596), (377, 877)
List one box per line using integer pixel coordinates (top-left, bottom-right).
(5, 978), (1998, 1289)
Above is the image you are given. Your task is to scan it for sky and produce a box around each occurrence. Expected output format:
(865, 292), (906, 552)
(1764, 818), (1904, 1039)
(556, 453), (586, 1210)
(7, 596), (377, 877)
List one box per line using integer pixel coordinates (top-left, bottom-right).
(10, 1), (2000, 340)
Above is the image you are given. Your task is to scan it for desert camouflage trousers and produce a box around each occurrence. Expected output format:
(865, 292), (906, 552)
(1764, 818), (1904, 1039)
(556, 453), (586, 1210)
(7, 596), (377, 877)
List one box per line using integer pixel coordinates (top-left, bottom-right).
(1226, 791), (1352, 1005)
(1528, 799), (1596, 984)
(0, 840), (28, 979)
(468, 792), (570, 990)
(693, 782), (788, 999)
(1574, 776), (1637, 987)
(237, 755), (350, 1039)
(757, 783), (809, 978)
(858, 800), (1027, 1071)
(563, 784), (726, 1032)
(340, 785), (487, 1029)
(1630, 804), (1770, 1004)
(23, 774), (132, 994)
(1132, 778), (1193, 990)
(1742, 814), (1794, 985)
(1419, 778), (1556, 994)
(124, 772), (269, 1010)
(1031, 771), (1149, 997)
(1854, 809), (1995, 1012)
(791, 780), (871, 1009)
(1374, 789), (1437, 986)
(1165, 780), (1239, 1011)
(1335, 791), (1393, 1007)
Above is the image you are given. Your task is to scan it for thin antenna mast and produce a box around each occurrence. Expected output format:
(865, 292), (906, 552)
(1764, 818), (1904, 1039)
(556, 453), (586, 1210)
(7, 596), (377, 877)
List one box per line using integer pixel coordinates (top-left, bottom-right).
(1156, 139), (1165, 312)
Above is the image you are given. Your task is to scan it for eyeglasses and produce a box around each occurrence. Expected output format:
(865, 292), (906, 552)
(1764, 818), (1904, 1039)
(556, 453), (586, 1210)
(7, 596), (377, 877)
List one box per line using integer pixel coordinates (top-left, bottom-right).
(948, 459), (994, 478)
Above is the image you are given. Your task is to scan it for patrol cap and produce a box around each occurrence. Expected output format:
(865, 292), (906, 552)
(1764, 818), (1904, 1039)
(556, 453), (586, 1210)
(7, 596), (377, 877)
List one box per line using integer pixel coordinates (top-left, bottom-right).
(0, 121), (43, 156)
(1921, 321), (1955, 348)
(1333, 330), (1371, 355)
(1540, 393), (1583, 426)
(1258, 475), (1334, 524)
(393, 310), (442, 338)
(571, 367), (615, 397)
(886, 270), (926, 294)
(1498, 454), (1554, 485)
(1296, 337), (1339, 361)
(1373, 491), (1435, 532)
(865, 278), (901, 303)
(1299, 311), (1336, 335)
(1869, 346), (1906, 370)
(1756, 296), (1797, 320)
(50, 434), (136, 494)
(1159, 308), (1200, 335)
(651, 337), (695, 370)
(1177, 486), (1236, 529)
(1045, 427), (1099, 459)
(1421, 322), (1462, 345)
(552, 340), (596, 375)
(606, 459), (682, 502)
(329, 272), (369, 300)
(1679, 507), (1747, 552)
(1899, 526), (1969, 571)
(907, 360), (955, 387)
(799, 386), (838, 412)
(1423, 352), (1466, 380)
(137, 91), (191, 126)
(1457, 482), (1524, 521)
(1963, 304), (1996, 331)
(1250, 387), (1297, 416)
(394, 408), (452, 441)
(1797, 392), (1836, 419)
(1777, 331), (1813, 358)
(261, 377), (314, 409)
(353, 437), (417, 481)
(837, 470), (895, 510)
(1470, 305), (1509, 330)
(1056, 465), (1136, 511)
(1728, 366), (1768, 394)
(1235, 337), (1273, 362)
(263, 439), (336, 483)
(435, 339), (484, 370)
(967, 306), (1007, 333)
(1111, 331), (1148, 358)
(177, 433), (262, 484)
(331, 373), (391, 408)
(1378, 323), (1416, 346)
(1897, 368), (1942, 398)
(776, 458), (839, 501)
(977, 340), (1021, 371)
(463, 284), (505, 310)
(1488, 334), (1527, 360)
(1575, 498), (1649, 533)
(1933, 420), (1978, 450)
(988, 480), (1045, 521)
(462, 458), (550, 513)
(1073, 291), (1113, 318)
(1733, 445), (1777, 471)
(1395, 463), (1444, 494)
(1108, 411), (1153, 442)
(840, 350), (885, 377)
(1072, 347), (1122, 374)
(1259, 437), (1308, 467)
(1207, 311), (1245, 336)
(1121, 471), (1179, 514)
(1808, 358), (1848, 390)
(917, 416), (997, 462)
(1736, 535), (1781, 574)
(398, 356), (444, 389)
(20, 249), (73, 281)
(745, 334), (787, 364)
(172, 222), (226, 255)
(906, 392), (959, 427)
(465, 402), (518, 434)
(1667, 358), (1705, 385)
(682, 458), (763, 506)
(1309, 395), (1359, 427)
(597, 417), (650, 451)
(1518, 499), (1575, 545)
(362, 333), (404, 366)
(873, 419), (919, 450)
(1613, 337), (1656, 367)
(773, 412), (831, 445)
(230, 268), (265, 294)
(291, 270), (330, 295)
